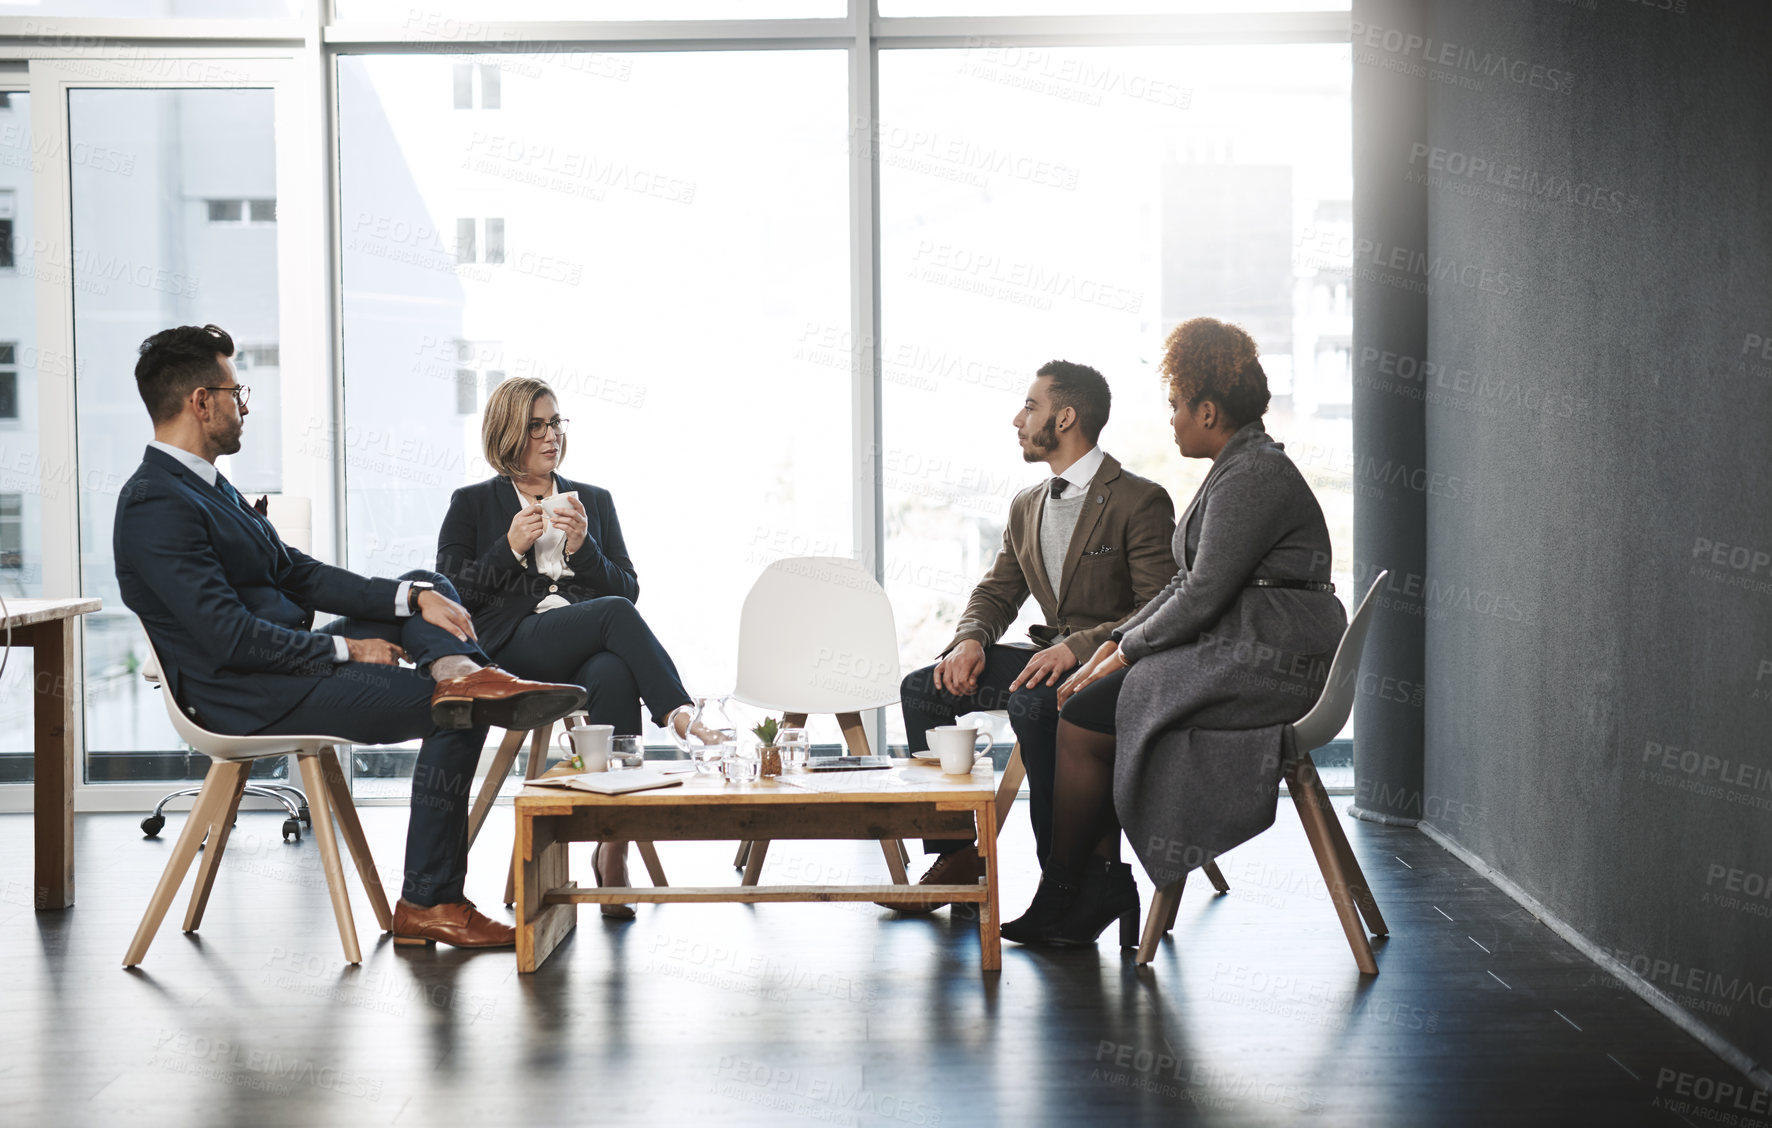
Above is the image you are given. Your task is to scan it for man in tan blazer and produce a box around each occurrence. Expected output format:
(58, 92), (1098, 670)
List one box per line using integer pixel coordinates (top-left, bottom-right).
(895, 360), (1176, 905)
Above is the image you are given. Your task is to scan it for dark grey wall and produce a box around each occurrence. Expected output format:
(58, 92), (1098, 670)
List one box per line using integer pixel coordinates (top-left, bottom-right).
(1357, 0), (1772, 1064)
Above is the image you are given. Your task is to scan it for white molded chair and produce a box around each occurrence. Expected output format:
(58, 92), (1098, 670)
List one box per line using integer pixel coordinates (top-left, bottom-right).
(1135, 570), (1392, 972)
(140, 494), (318, 841)
(729, 557), (908, 885)
(126, 638), (393, 967)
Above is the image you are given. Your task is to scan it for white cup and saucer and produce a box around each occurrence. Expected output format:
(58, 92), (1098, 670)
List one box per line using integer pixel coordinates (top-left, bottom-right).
(914, 725), (995, 775)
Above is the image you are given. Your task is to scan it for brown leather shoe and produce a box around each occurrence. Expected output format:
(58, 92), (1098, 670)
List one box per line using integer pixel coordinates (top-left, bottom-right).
(876, 846), (984, 914)
(392, 898), (516, 948)
(430, 666), (586, 731)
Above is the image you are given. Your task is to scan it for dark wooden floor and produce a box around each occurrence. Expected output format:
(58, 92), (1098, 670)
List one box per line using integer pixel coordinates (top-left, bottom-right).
(0, 795), (1744, 1128)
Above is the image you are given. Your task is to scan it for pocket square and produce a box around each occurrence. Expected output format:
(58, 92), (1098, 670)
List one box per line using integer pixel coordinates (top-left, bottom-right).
(1082, 544), (1118, 557)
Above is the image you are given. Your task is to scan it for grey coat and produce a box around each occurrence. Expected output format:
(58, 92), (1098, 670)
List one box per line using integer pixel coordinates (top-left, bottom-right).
(1110, 422), (1347, 888)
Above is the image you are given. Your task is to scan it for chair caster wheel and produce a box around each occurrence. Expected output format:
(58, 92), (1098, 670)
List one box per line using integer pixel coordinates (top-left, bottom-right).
(298, 804), (312, 826)
(141, 815), (165, 838)
(283, 818), (302, 843)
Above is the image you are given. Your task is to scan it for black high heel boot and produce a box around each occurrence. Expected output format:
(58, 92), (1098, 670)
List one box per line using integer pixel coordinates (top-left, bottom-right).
(1001, 860), (1140, 947)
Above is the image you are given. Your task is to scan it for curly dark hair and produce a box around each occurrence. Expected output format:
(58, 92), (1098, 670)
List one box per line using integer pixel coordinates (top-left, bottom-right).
(135, 323), (235, 423)
(1160, 317), (1270, 427)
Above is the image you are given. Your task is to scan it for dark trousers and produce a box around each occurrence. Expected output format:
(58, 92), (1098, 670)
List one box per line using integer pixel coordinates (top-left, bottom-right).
(255, 570), (490, 907)
(899, 643), (1062, 863)
(493, 596), (693, 735)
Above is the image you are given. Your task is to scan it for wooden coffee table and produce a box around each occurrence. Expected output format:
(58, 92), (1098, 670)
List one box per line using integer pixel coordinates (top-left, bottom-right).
(512, 759), (1001, 973)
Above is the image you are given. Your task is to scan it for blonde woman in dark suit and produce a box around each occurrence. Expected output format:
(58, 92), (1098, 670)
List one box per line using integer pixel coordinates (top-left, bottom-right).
(437, 377), (717, 914)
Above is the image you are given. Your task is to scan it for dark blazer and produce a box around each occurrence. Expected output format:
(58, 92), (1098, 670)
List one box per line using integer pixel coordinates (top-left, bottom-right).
(114, 446), (400, 735)
(944, 453), (1177, 663)
(435, 474), (638, 657)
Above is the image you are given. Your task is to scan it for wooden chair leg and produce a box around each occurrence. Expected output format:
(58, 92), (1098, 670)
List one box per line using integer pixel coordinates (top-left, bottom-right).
(298, 753), (362, 965)
(125, 761), (243, 967)
(742, 839), (771, 885)
(636, 842), (667, 886)
(318, 747), (393, 931)
(880, 838), (910, 884)
(505, 724), (554, 907)
(1316, 787), (1388, 937)
(835, 711), (909, 881)
(1286, 756), (1378, 975)
(1202, 859), (1230, 893)
(733, 841), (752, 869)
(1137, 874), (1185, 965)
(182, 763), (250, 933)
(466, 728), (527, 851)
(994, 741), (1025, 835)
(1160, 861), (1227, 936)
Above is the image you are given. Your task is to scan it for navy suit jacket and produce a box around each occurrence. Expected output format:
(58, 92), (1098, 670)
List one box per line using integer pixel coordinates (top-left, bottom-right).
(436, 475), (638, 657)
(114, 446), (400, 735)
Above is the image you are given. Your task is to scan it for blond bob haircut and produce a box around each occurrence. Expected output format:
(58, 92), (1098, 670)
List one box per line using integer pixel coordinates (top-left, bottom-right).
(481, 376), (562, 479)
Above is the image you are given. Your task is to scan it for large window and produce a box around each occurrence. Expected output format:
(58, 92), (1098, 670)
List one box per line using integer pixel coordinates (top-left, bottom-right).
(879, 43), (1355, 748)
(337, 50), (852, 785)
(72, 87), (282, 781)
(0, 92), (38, 781)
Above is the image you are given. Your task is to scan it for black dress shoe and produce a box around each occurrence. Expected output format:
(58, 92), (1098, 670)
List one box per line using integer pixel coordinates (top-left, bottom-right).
(1001, 860), (1140, 948)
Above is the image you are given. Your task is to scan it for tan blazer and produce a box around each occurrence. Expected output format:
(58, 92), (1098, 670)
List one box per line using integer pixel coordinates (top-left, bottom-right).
(944, 453), (1177, 663)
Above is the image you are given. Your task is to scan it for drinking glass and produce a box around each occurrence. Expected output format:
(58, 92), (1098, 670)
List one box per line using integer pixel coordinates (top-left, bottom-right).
(777, 726), (810, 772)
(608, 735), (644, 771)
(722, 746), (761, 783)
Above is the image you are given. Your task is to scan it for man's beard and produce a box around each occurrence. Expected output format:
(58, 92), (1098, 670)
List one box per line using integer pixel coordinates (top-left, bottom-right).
(213, 419), (244, 457)
(1021, 416), (1058, 463)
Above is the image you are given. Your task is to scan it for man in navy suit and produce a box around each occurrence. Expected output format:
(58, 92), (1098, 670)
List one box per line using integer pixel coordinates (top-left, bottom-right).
(114, 324), (585, 949)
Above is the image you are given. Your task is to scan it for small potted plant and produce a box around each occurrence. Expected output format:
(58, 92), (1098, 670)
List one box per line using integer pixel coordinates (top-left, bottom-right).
(752, 716), (783, 778)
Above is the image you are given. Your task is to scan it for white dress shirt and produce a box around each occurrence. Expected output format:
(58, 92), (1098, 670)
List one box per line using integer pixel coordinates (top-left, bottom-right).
(148, 440), (411, 664)
(510, 482), (575, 613)
(1050, 444), (1106, 499)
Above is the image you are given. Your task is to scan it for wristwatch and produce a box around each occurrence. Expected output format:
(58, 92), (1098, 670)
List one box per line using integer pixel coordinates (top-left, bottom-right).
(406, 580), (436, 614)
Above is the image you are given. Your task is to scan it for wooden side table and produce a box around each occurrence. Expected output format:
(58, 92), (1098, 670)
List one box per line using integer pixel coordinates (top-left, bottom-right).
(7, 597), (102, 910)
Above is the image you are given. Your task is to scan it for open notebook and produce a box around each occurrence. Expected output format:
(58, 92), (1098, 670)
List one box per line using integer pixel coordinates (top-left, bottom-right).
(529, 770), (685, 796)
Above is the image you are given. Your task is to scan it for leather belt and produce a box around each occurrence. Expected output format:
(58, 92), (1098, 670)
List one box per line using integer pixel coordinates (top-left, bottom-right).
(1247, 578), (1335, 593)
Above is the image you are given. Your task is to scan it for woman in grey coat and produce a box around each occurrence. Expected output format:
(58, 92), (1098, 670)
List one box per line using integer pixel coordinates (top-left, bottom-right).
(1001, 318), (1347, 947)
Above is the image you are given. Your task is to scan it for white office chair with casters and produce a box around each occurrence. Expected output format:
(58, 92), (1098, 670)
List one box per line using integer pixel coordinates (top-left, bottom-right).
(1135, 570), (1391, 972)
(728, 556), (909, 885)
(127, 636), (393, 968)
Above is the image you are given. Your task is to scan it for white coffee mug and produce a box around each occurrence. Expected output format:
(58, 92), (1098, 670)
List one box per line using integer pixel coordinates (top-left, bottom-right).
(558, 723), (614, 772)
(929, 725), (994, 775)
